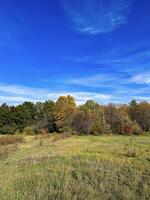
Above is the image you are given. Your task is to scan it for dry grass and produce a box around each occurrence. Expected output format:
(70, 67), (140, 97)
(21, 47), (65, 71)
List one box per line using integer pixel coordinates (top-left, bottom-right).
(0, 145), (18, 159)
(0, 135), (24, 145)
(0, 134), (150, 200)
(52, 133), (72, 142)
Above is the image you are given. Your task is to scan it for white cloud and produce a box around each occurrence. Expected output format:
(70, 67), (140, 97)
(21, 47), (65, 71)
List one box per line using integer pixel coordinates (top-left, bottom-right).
(61, 0), (131, 34)
(0, 83), (112, 105)
(0, 96), (44, 104)
(134, 96), (150, 101)
(68, 74), (116, 87)
(131, 73), (150, 84)
(48, 92), (112, 105)
(0, 84), (49, 96)
(1, 82), (150, 106)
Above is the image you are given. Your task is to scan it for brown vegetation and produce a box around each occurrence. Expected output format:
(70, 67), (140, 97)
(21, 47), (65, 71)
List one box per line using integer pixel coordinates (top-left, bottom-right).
(0, 135), (24, 145)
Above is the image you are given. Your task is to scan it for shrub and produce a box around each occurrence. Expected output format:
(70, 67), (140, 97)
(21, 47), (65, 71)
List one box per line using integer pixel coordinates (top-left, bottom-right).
(37, 119), (48, 133)
(72, 110), (94, 135)
(0, 135), (24, 145)
(132, 121), (143, 135)
(122, 123), (133, 135)
(90, 121), (102, 135)
(104, 123), (112, 134)
(118, 116), (133, 135)
(47, 115), (57, 133)
(91, 121), (112, 135)
(23, 126), (40, 135)
(0, 125), (17, 135)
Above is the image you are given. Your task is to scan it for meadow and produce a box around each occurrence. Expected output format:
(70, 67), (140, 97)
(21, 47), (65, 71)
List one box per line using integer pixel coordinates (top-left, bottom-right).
(0, 134), (150, 200)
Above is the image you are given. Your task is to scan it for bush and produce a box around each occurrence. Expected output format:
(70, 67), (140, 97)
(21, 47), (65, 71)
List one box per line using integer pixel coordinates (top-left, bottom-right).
(117, 116), (133, 135)
(0, 125), (17, 135)
(104, 123), (112, 134)
(72, 110), (94, 135)
(23, 126), (40, 135)
(37, 119), (48, 132)
(132, 121), (143, 135)
(0, 135), (24, 145)
(58, 126), (74, 134)
(90, 121), (102, 135)
(47, 115), (57, 133)
(122, 123), (133, 135)
(91, 121), (112, 135)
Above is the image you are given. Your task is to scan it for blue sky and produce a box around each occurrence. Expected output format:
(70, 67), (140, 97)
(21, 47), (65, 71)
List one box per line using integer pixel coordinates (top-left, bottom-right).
(0, 0), (150, 105)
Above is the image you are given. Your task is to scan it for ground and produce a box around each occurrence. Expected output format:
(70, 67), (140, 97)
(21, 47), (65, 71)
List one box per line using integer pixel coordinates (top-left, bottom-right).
(0, 134), (150, 200)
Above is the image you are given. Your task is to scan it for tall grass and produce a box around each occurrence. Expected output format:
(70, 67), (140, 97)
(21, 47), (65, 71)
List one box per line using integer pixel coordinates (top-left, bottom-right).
(0, 156), (150, 200)
(0, 134), (150, 200)
(0, 135), (24, 145)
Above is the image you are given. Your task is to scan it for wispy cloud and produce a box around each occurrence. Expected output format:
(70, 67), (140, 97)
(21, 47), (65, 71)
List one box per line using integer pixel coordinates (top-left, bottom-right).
(0, 96), (44, 104)
(63, 43), (150, 80)
(64, 47), (150, 71)
(134, 96), (150, 101)
(0, 83), (112, 105)
(61, 0), (131, 34)
(0, 84), (49, 96)
(66, 70), (150, 104)
(131, 73), (150, 84)
(1, 82), (150, 105)
(68, 73), (117, 87)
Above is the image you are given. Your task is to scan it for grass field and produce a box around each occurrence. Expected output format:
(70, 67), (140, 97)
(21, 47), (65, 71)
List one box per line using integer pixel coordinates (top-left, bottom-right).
(0, 134), (150, 200)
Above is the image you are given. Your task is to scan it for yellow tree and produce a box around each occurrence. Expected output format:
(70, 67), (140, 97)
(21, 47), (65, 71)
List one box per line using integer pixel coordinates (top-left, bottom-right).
(54, 95), (76, 132)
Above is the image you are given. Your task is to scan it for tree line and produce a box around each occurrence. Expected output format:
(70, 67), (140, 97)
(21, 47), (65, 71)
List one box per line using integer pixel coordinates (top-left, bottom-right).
(0, 96), (150, 135)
